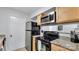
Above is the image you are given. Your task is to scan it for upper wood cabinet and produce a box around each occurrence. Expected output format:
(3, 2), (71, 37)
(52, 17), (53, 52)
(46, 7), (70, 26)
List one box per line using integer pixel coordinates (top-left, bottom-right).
(36, 14), (42, 25)
(56, 7), (79, 23)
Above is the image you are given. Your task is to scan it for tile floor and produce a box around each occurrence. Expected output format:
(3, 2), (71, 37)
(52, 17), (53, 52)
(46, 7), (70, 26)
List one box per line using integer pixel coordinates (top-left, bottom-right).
(15, 47), (27, 51)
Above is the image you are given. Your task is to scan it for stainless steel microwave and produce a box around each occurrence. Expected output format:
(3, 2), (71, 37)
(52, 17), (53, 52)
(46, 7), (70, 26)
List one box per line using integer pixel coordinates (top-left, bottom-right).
(41, 11), (56, 24)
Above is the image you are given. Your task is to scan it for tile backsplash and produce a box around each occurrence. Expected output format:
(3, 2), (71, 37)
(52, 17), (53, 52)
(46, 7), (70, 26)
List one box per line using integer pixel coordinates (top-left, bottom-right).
(41, 23), (79, 37)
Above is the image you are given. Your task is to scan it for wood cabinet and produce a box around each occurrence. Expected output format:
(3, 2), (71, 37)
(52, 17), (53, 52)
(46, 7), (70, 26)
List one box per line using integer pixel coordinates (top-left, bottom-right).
(36, 14), (42, 25)
(56, 7), (79, 23)
(32, 36), (36, 51)
(51, 44), (71, 51)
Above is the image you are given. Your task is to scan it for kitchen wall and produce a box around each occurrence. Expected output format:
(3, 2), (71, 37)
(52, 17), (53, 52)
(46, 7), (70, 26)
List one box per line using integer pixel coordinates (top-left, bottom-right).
(41, 23), (79, 37)
(0, 7), (28, 51)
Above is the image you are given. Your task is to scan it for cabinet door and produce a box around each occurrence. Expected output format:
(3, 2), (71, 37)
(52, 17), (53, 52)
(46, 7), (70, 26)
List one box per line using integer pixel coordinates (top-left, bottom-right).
(36, 14), (42, 25)
(32, 37), (36, 51)
(56, 7), (79, 23)
(51, 44), (70, 51)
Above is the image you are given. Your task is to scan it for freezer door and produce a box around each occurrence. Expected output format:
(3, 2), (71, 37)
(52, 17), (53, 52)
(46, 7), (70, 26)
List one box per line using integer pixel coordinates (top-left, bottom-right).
(25, 31), (32, 51)
(26, 22), (32, 30)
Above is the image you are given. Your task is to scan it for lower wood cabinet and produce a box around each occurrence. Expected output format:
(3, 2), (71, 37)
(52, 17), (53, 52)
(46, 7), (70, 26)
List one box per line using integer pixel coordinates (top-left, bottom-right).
(51, 44), (71, 51)
(32, 37), (36, 51)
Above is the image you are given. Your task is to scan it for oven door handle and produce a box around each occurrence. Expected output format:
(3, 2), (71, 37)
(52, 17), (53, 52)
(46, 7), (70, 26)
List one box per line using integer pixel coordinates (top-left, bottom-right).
(41, 41), (50, 45)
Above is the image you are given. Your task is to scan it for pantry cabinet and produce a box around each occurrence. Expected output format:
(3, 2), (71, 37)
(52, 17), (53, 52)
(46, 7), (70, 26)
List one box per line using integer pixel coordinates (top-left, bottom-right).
(56, 7), (79, 23)
(36, 14), (42, 25)
(51, 44), (71, 51)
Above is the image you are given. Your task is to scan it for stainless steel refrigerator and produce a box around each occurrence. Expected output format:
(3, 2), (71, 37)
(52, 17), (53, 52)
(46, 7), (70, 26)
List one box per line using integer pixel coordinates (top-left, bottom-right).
(25, 21), (40, 51)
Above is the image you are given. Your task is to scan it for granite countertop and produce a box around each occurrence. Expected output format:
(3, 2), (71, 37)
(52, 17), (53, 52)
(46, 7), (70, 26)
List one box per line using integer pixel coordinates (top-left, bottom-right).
(51, 36), (79, 51)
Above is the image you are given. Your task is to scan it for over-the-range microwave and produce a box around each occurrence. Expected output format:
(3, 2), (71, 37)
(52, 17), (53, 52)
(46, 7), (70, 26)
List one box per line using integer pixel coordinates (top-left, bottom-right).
(41, 11), (56, 24)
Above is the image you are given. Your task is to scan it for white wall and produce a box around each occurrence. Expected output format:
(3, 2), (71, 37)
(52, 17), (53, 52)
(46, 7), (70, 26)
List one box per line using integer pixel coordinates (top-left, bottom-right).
(0, 7), (28, 50)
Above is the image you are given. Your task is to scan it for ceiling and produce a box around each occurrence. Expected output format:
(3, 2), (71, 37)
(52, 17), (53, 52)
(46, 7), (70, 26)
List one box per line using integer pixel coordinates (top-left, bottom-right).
(11, 7), (41, 15)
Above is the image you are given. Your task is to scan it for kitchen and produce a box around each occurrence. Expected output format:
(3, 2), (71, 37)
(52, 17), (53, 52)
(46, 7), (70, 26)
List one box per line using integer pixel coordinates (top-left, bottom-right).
(31, 7), (79, 51)
(0, 7), (79, 51)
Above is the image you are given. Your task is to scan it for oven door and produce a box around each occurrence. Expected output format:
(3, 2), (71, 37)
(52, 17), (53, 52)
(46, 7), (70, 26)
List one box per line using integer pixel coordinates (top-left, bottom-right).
(41, 40), (51, 51)
(36, 39), (51, 51)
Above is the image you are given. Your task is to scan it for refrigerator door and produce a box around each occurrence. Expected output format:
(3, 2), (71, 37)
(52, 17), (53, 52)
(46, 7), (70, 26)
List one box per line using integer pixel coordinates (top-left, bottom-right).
(25, 31), (32, 51)
(26, 22), (32, 30)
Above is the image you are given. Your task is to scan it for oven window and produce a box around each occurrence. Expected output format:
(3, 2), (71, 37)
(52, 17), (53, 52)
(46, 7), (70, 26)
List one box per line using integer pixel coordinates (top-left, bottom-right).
(41, 43), (47, 51)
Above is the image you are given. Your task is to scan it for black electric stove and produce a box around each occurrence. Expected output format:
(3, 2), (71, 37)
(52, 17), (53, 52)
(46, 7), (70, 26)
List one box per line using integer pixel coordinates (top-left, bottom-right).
(35, 31), (59, 51)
